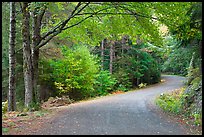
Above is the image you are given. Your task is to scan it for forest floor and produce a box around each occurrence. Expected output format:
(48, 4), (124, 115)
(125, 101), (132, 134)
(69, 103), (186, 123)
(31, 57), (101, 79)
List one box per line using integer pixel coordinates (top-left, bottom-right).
(2, 75), (202, 135)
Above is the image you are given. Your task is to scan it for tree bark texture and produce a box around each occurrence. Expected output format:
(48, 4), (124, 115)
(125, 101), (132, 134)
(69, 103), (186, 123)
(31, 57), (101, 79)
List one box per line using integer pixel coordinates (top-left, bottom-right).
(101, 39), (104, 70)
(22, 2), (33, 107)
(32, 9), (43, 103)
(109, 41), (114, 74)
(8, 2), (16, 111)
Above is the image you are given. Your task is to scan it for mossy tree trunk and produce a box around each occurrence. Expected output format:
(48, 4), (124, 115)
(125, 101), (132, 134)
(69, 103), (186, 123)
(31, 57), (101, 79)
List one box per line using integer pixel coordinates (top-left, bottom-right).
(22, 2), (34, 108)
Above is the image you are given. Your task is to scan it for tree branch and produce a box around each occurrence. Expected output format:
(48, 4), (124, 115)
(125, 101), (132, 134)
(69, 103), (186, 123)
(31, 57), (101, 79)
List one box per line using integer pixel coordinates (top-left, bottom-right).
(35, 30), (61, 50)
(36, 3), (114, 50)
(117, 4), (159, 21)
(36, 14), (94, 50)
(40, 2), (83, 41)
(35, 2), (159, 51)
(62, 14), (93, 30)
(73, 2), (90, 16)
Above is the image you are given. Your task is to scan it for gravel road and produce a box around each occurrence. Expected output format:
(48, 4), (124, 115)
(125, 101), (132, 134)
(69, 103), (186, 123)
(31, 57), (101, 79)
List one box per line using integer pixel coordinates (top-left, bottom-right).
(33, 75), (191, 135)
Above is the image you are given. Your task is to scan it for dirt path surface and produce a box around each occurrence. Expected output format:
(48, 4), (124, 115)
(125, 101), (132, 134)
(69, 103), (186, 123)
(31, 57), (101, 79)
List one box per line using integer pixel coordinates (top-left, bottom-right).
(4, 75), (197, 135)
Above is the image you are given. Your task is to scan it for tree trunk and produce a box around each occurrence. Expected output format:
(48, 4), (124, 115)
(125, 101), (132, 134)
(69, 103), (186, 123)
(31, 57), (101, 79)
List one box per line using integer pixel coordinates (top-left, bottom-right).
(101, 39), (104, 70)
(136, 54), (140, 86)
(109, 41), (113, 74)
(8, 2), (16, 111)
(32, 10), (42, 104)
(22, 2), (33, 107)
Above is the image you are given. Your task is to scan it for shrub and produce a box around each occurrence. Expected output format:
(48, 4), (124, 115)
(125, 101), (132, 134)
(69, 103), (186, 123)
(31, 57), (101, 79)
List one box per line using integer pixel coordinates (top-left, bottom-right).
(162, 46), (200, 76)
(156, 90), (183, 114)
(112, 68), (132, 91)
(156, 95), (182, 114)
(2, 100), (8, 114)
(156, 86), (202, 126)
(48, 45), (99, 99)
(138, 83), (147, 88)
(93, 70), (117, 97)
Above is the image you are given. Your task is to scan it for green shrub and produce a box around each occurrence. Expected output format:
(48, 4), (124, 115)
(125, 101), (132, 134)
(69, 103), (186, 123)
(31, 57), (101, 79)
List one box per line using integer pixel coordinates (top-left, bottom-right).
(16, 101), (25, 112)
(117, 84), (129, 92)
(162, 46), (200, 76)
(127, 49), (161, 85)
(138, 83), (147, 88)
(192, 112), (202, 126)
(28, 101), (41, 111)
(156, 94), (182, 114)
(93, 70), (117, 97)
(47, 45), (99, 99)
(2, 100), (8, 114)
(112, 68), (132, 91)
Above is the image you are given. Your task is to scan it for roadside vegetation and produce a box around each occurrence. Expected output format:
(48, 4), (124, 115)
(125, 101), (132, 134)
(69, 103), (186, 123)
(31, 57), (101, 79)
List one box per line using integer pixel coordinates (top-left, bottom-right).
(155, 2), (202, 132)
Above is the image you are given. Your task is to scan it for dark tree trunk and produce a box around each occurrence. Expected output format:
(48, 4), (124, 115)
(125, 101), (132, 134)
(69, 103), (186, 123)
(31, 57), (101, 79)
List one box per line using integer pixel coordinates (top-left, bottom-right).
(8, 2), (16, 111)
(101, 39), (104, 70)
(32, 9), (44, 104)
(22, 2), (33, 107)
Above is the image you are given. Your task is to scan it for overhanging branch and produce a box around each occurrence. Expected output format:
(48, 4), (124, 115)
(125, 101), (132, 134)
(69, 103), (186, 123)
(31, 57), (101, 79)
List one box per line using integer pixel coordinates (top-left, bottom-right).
(40, 2), (83, 42)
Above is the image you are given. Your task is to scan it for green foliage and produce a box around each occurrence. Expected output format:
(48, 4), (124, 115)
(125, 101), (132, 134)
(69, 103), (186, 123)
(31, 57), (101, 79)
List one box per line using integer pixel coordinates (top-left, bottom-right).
(162, 47), (193, 76)
(2, 127), (9, 133)
(153, 2), (192, 31)
(169, 2), (202, 46)
(2, 100), (8, 114)
(138, 51), (161, 84)
(93, 70), (117, 97)
(156, 93), (182, 114)
(191, 112), (202, 126)
(186, 67), (200, 85)
(157, 81), (202, 127)
(138, 83), (147, 89)
(47, 45), (99, 99)
(127, 44), (161, 85)
(56, 2), (189, 46)
(112, 68), (132, 91)
(28, 101), (41, 111)
(94, 40), (161, 89)
(34, 110), (48, 117)
(16, 101), (26, 112)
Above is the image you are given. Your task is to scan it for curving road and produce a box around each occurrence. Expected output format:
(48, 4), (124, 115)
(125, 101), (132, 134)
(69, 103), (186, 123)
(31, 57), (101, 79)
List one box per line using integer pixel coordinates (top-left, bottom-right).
(34, 75), (191, 135)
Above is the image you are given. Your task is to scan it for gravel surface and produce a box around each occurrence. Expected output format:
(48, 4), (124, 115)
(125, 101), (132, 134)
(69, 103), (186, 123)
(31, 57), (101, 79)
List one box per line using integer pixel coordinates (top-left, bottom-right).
(30, 75), (192, 135)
